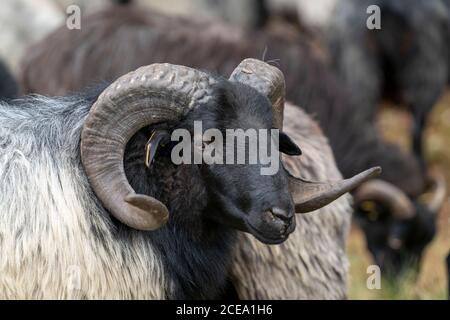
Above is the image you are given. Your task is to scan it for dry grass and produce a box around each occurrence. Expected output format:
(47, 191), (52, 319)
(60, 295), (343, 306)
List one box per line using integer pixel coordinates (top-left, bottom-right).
(347, 92), (450, 299)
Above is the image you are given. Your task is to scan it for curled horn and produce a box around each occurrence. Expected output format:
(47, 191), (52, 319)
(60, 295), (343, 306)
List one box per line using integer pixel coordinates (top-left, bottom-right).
(81, 63), (217, 231)
(230, 58), (382, 212)
(424, 172), (447, 215)
(354, 179), (416, 220)
(229, 58), (285, 129)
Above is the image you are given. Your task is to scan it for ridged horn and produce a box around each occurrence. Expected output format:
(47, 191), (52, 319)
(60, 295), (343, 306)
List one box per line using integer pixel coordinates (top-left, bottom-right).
(81, 63), (217, 231)
(289, 167), (382, 213)
(229, 58), (285, 129)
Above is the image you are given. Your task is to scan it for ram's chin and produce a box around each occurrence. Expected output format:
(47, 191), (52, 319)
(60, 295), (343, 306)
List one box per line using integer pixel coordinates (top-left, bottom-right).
(245, 222), (295, 245)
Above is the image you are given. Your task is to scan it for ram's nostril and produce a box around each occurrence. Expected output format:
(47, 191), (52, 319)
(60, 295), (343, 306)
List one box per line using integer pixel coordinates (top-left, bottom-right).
(271, 207), (293, 222)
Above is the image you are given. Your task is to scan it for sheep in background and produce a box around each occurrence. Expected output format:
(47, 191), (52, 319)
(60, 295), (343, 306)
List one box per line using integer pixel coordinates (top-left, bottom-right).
(0, 0), (64, 74)
(0, 60), (18, 100)
(327, 0), (450, 168)
(0, 59), (375, 298)
(20, 2), (446, 277)
(267, 0), (450, 169)
(265, 0), (450, 278)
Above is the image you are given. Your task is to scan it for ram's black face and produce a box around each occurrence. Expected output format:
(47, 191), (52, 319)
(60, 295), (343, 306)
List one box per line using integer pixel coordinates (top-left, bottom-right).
(158, 82), (301, 244)
(356, 201), (436, 278)
(195, 83), (301, 244)
(200, 131), (298, 245)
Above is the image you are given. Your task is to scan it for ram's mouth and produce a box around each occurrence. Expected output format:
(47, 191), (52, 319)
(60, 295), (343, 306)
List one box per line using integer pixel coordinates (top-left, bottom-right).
(245, 219), (296, 245)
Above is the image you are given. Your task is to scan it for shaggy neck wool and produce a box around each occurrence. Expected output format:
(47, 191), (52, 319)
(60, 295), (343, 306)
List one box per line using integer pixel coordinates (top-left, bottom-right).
(123, 129), (236, 299)
(0, 88), (235, 299)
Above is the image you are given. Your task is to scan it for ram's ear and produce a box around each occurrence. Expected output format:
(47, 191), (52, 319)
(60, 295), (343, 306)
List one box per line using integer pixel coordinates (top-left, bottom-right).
(145, 130), (170, 167)
(279, 132), (302, 156)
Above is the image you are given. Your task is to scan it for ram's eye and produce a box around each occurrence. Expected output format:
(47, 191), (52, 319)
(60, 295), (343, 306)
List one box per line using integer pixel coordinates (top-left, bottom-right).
(360, 200), (379, 221)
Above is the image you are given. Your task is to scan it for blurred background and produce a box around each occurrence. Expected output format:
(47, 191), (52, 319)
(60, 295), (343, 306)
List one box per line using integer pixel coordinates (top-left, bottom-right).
(0, 0), (449, 299)
(353, 99), (450, 299)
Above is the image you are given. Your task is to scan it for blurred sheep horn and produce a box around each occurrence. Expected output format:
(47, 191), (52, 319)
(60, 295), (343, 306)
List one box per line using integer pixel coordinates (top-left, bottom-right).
(424, 172), (447, 216)
(229, 58), (285, 129)
(289, 167), (382, 213)
(81, 63), (217, 231)
(354, 179), (416, 220)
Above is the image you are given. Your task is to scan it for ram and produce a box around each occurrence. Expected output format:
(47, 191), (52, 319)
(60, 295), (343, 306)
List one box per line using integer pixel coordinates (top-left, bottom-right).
(0, 59), (374, 299)
(20, 2), (446, 277)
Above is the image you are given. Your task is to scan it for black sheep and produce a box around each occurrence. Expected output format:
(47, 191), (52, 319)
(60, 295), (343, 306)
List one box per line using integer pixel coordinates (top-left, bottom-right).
(19, 2), (445, 277)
